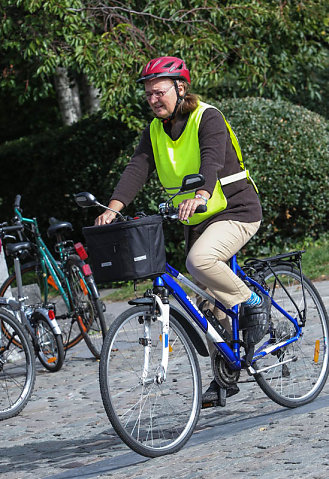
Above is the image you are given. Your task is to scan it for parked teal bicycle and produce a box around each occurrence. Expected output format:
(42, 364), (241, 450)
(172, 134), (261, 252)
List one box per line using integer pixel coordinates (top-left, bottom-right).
(0, 195), (107, 359)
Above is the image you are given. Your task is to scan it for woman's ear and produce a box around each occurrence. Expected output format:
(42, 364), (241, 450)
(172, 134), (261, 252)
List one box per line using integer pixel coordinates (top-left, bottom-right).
(178, 80), (187, 96)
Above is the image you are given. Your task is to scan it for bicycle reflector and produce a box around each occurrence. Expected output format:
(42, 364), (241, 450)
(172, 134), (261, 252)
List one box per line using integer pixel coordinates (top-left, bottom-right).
(48, 310), (56, 320)
(74, 242), (88, 260)
(82, 264), (92, 276)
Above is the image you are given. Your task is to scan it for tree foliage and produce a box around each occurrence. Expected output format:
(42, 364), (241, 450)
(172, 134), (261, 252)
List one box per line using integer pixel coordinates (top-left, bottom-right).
(1, 0), (329, 130)
(1, 97), (329, 269)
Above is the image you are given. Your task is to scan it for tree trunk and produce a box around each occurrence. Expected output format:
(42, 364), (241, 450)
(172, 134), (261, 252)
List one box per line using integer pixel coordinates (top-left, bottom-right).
(81, 74), (101, 114)
(54, 67), (82, 125)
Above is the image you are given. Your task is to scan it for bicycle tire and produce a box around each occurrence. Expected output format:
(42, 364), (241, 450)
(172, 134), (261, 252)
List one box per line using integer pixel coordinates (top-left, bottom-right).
(0, 262), (85, 351)
(99, 305), (201, 457)
(0, 309), (36, 420)
(253, 264), (329, 408)
(33, 315), (65, 372)
(66, 256), (107, 359)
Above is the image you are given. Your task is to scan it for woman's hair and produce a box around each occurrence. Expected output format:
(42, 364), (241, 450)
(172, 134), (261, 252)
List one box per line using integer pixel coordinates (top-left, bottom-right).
(177, 81), (200, 114)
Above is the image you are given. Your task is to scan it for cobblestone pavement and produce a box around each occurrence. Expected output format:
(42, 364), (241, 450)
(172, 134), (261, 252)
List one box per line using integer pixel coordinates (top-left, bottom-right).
(1, 282), (329, 479)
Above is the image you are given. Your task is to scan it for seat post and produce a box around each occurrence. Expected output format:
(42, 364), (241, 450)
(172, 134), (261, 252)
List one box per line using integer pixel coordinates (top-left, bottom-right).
(13, 256), (24, 301)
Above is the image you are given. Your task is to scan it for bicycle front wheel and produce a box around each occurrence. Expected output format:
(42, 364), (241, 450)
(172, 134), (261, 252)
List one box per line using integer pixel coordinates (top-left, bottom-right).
(0, 262), (84, 351)
(254, 264), (329, 408)
(66, 257), (107, 359)
(34, 315), (64, 372)
(99, 305), (201, 457)
(0, 309), (36, 420)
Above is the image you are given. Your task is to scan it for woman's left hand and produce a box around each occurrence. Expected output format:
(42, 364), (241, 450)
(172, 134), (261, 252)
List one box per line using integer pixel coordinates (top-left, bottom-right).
(178, 197), (206, 222)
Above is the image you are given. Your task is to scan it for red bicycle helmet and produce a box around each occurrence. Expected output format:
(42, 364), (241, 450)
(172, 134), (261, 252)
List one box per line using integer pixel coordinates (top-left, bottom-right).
(137, 56), (191, 84)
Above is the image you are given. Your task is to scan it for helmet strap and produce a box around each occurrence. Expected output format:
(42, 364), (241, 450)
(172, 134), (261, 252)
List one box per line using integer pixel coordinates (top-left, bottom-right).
(162, 80), (186, 123)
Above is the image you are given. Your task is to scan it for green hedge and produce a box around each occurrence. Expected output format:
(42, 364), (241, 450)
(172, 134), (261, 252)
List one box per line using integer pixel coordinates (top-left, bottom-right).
(0, 115), (137, 246)
(1, 98), (329, 270)
(214, 98), (329, 254)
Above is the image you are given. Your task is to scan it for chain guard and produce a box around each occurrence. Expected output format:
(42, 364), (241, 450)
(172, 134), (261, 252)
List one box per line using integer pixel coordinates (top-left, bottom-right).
(211, 352), (240, 388)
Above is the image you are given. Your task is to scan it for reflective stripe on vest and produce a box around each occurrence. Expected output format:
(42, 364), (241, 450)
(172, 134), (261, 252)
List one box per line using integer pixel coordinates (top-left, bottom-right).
(150, 101), (251, 225)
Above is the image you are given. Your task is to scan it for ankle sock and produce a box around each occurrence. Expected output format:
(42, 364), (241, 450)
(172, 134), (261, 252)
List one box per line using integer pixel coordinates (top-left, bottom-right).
(242, 291), (261, 307)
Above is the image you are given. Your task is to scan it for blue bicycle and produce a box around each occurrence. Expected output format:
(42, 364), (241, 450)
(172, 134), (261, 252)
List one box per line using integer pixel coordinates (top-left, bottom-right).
(75, 175), (329, 458)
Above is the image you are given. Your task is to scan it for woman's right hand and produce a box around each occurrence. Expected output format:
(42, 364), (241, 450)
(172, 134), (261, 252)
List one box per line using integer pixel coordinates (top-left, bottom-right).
(94, 199), (125, 226)
(94, 210), (117, 226)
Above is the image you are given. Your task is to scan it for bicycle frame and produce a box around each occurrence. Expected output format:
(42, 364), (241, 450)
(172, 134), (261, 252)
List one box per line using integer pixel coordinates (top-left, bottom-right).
(151, 254), (303, 377)
(14, 208), (93, 310)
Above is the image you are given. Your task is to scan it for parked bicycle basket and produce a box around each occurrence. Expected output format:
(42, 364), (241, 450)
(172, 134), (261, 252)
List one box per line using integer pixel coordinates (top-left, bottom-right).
(82, 215), (166, 283)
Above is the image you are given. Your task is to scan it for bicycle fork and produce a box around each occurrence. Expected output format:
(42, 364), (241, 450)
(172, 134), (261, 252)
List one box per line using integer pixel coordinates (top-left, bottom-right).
(140, 295), (170, 386)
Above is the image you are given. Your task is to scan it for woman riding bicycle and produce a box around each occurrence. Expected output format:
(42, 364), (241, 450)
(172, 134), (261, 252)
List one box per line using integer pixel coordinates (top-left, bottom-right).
(95, 55), (269, 404)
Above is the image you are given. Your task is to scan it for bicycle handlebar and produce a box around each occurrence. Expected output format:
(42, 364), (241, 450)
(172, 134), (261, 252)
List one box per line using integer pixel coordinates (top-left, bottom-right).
(0, 223), (24, 238)
(195, 205), (207, 214)
(158, 203), (207, 221)
(14, 194), (22, 210)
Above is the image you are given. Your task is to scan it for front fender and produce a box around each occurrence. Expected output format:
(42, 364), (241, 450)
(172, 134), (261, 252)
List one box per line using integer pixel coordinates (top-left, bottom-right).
(170, 304), (209, 357)
(32, 308), (62, 335)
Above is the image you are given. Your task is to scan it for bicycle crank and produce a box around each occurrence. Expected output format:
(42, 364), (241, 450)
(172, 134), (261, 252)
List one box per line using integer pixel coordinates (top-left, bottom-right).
(211, 352), (240, 389)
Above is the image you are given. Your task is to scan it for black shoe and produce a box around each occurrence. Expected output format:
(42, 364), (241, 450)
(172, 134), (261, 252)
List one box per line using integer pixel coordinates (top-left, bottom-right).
(202, 379), (240, 404)
(239, 293), (270, 346)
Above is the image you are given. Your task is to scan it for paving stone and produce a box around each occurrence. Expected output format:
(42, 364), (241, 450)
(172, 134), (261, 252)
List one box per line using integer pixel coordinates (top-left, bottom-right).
(1, 285), (329, 479)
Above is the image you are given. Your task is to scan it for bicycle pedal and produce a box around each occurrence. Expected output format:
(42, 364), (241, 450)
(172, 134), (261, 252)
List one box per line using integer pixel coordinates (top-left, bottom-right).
(202, 389), (227, 409)
(202, 398), (226, 409)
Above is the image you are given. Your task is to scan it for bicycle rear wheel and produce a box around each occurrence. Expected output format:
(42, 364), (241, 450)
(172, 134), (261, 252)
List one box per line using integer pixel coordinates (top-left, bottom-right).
(33, 315), (64, 372)
(0, 309), (36, 420)
(66, 257), (107, 359)
(99, 305), (201, 457)
(253, 264), (329, 407)
(0, 262), (84, 351)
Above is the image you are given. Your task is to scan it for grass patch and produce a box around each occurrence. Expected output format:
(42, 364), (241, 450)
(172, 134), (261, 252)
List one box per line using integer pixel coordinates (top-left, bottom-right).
(100, 279), (154, 302)
(302, 246), (329, 281)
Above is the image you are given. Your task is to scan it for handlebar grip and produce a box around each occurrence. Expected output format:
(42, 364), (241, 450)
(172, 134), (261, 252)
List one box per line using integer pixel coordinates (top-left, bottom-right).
(195, 205), (207, 214)
(14, 195), (22, 209)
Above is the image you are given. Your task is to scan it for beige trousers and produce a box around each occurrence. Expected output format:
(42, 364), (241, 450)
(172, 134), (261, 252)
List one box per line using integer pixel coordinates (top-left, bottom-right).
(186, 219), (261, 361)
(186, 219), (261, 316)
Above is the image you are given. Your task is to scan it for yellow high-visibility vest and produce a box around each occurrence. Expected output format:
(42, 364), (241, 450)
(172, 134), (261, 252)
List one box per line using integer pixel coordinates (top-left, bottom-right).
(150, 101), (254, 225)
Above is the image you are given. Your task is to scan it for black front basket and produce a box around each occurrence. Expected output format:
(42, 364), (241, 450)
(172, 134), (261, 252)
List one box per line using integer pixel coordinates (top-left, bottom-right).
(82, 215), (166, 283)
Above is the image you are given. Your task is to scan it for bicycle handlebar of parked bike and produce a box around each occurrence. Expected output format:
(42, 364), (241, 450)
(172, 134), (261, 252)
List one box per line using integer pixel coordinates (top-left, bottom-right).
(14, 194), (22, 210)
(0, 223), (24, 237)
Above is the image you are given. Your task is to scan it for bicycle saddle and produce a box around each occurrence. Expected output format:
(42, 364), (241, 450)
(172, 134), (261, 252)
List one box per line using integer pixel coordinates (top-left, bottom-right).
(47, 221), (73, 238)
(6, 241), (33, 256)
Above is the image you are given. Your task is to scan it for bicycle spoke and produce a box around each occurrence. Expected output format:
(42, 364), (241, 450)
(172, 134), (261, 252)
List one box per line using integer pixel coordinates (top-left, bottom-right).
(100, 306), (201, 457)
(254, 265), (329, 407)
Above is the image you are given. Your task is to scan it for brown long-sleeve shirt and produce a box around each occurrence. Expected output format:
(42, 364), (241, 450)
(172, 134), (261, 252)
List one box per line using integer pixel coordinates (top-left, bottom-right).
(111, 107), (262, 243)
